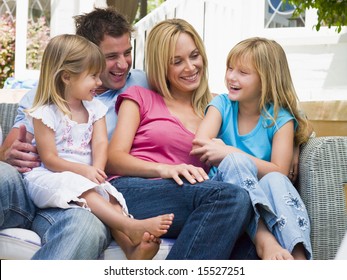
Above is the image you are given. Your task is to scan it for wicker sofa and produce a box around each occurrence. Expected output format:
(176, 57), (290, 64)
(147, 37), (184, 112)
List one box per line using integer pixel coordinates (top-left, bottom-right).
(1, 101), (347, 260)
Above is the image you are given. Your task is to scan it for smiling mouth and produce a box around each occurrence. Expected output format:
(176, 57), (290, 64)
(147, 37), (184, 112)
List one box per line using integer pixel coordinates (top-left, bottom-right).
(110, 71), (124, 77)
(229, 85), (240, 90)
(181, 72), (199, 81)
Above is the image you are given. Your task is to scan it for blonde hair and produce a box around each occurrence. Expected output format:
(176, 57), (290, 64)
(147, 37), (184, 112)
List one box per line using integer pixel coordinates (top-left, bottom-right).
(145, 18), (212, 118)
(29, 34), (105, 115)
(226, 37), (309, 145)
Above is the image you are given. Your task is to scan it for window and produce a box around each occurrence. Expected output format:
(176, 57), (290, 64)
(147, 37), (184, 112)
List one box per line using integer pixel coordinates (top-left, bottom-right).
(265, 0), (305, 28)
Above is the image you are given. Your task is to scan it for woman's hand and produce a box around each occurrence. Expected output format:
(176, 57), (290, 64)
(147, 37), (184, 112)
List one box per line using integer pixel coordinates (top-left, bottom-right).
(156, 163), (209, 186)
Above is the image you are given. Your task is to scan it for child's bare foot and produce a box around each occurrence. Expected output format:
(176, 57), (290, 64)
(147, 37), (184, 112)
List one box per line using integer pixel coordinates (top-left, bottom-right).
(255, 219), (294, 260)
(125, 213), (174, 246)
(263, 244), (294, 260)
(256, 236), (294, 260)
(127, 232), (161, 260)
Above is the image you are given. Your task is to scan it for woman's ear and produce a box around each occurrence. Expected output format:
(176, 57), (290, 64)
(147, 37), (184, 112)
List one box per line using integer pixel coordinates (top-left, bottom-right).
(61, 71), (71, 85)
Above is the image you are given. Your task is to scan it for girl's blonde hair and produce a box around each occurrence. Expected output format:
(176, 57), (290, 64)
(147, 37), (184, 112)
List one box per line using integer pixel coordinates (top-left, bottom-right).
(145, 18), (212, 118)
(29, 34), (105, 115)
(226, 37), (310, 145)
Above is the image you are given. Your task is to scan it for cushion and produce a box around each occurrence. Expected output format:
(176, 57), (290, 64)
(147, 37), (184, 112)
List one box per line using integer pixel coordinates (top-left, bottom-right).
(0, 228), (41, 259)
(0, 228), (174, 260)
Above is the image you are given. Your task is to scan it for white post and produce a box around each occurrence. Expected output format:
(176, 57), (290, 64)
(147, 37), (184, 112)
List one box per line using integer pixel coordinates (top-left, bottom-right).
(50, 0), (101, 37)
(14, 0), (29, 80)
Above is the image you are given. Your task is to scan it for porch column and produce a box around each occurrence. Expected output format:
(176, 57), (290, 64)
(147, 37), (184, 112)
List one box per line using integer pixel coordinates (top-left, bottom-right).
(50, 0), (105, 36)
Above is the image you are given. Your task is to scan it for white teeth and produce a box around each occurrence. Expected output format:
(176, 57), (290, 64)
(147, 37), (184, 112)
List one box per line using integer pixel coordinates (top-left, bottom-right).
(111, 72), (123, 76)
(182, 73), (198, 81)
(229, 85), (240, 90)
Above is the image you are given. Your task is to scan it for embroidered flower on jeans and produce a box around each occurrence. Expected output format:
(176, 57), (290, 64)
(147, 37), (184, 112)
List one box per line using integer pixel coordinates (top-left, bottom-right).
(297, 216), (309, 230)
(276, 215), (287, 231)
(283, 192), (304, 211)
(241, 178), (256, 190)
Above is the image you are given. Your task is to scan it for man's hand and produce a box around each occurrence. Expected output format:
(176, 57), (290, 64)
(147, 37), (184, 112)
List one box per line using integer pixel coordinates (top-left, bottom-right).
(3, 125), (40, 173)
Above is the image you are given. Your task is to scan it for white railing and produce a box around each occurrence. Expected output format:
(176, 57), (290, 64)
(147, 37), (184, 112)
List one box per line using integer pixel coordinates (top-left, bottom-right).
(132, 0), (347, 100)
(10, 0), (97, 82)
(5, 0), (347, 100)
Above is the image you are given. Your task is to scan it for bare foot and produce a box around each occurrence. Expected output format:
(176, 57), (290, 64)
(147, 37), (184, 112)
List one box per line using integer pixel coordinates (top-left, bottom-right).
(125, 213), (174, 246)
(127, 232), (161, 260)
(256, 235), (294, 260)
(255, 219), (294, 260)
(263, 244), (294, 260)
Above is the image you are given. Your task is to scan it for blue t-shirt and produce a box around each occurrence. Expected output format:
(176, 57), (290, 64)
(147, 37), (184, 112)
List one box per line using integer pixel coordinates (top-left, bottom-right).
(208, 94), (295, 175)
(13, 69), (148, 141)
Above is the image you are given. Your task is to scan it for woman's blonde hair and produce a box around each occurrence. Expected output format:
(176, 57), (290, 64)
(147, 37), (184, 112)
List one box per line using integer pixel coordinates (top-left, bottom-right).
(226, 37), (310, 145)
(29, 34), (105, 115)
(145, 18), (212, 118)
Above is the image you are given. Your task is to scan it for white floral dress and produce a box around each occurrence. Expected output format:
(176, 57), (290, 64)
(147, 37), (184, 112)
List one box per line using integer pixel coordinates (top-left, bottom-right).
(23, 99), (128, 214)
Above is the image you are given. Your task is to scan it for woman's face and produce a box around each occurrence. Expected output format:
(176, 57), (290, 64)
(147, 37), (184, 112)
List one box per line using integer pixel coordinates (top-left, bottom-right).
(167, 32), (204, 96)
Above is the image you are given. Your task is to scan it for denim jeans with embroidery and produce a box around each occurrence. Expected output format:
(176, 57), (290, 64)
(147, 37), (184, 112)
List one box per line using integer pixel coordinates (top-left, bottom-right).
(211, 153), (312, 259)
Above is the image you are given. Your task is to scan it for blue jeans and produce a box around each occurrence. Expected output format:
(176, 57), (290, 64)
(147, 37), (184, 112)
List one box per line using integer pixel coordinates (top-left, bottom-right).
(0, 161), (111, 259)
(111, 176), (253, 260)
(212, 153), (312, 259)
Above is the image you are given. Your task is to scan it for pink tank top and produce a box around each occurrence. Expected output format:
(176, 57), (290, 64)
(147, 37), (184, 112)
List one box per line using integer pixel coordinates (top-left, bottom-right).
(116, 86), (206, 170)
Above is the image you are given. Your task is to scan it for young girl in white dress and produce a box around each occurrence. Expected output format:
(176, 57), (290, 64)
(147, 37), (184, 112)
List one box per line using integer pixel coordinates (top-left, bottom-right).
(23, 34), (174, 260)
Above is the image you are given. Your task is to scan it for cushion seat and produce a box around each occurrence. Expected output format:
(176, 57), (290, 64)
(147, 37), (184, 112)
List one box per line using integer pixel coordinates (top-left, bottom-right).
(0, 228), (175, 259)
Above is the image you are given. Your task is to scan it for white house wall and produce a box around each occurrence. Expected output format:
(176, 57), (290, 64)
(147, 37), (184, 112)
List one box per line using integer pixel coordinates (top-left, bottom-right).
(11, 0), (347, 101)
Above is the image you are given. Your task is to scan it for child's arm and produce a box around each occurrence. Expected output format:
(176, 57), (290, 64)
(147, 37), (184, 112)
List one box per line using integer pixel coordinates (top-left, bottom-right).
(192, 106), (232, 166)
(234, 120), (294, 178)
(192, 106), (294, 178)
(194, 106), (221, 144)
(268, 120), (294, 176)
(33, 118), (104, 183)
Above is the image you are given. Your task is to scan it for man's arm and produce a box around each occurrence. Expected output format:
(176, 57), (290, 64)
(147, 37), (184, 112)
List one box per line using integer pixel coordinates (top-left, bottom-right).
(0, 125), (39, 172)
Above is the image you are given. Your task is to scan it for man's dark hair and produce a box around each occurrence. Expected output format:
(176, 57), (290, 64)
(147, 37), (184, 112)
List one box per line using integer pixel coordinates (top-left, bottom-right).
(74, 7), (135, 46)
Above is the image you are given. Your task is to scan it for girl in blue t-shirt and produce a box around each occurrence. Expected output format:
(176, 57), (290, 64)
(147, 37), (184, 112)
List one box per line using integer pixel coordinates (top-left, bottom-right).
(192, 37), (312, 260)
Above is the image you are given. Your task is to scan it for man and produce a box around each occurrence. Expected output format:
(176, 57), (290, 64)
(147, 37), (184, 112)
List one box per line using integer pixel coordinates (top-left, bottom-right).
(0, 7), (147, 259)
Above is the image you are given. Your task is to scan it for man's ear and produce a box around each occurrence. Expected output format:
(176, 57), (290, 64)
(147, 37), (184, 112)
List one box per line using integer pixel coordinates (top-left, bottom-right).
(61, 71), (71, 85)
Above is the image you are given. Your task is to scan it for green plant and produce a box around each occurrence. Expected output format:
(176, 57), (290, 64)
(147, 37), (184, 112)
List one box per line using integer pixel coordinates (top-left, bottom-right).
(0, 12), (15, 88)
(26, 16), (50, 70)
(0, 13), (50, 88)
(289, 0), (347, 33)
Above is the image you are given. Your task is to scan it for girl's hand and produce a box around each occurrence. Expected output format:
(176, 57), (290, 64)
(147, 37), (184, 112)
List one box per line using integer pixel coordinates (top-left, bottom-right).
(288, 145), (300, 184)
(80, 165), (107, 184)
(156, 163), (209, 186)
(191, 138), (232, 167)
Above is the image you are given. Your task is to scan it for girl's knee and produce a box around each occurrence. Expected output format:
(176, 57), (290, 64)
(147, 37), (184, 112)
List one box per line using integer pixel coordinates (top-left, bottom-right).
(220, 153), (257, 175)
(260, 172), (289, 188)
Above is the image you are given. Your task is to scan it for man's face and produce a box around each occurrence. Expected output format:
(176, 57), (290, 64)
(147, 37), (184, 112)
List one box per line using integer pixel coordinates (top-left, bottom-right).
(98, 34), (132, 90)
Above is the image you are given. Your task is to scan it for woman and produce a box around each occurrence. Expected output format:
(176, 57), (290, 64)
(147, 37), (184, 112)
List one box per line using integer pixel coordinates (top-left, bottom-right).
(106, 18), (253, 260)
